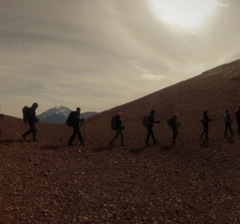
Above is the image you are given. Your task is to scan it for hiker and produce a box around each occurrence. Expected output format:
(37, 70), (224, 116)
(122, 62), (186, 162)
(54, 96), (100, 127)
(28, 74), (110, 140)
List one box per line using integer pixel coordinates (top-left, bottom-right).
(200, 110), (213, 140)
(146, 109), (160, 145)
(110, 112), (125, 146)
(22, 102), (39, 141)
(235, 105), (240, 134)
(224, 109), (233, 136)
(68, 107), (84, 146)
(170, 113), (181, 144)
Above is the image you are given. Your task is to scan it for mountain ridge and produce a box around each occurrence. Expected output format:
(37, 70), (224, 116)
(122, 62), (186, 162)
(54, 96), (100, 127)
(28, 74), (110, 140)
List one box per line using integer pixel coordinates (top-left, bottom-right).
(38, 106), (98, 124)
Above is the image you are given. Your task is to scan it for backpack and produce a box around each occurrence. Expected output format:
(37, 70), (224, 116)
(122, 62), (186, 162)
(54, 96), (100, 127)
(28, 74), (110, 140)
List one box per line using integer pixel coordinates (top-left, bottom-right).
(142, 115), (149, 128)
(66, 111), (75, 127)
(167, 116), (173, 127)
(22, 106), (29, 121)
(111, 115), (117, 130)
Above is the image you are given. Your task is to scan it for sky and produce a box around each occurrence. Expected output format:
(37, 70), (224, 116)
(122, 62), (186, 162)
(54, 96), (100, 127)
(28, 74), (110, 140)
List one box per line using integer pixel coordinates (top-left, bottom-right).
(0, 0), (240, 118)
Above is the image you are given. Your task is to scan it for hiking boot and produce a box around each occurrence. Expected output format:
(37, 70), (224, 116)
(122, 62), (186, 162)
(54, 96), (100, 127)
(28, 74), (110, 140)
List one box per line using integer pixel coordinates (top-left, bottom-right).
(121, 143), (126, 147)
(80, 142), (85, 145)
(109, 142), (113, 146)
(22, 134), (27, 141)
(68, 142), (73, 146)
(154, 141), (159, 145)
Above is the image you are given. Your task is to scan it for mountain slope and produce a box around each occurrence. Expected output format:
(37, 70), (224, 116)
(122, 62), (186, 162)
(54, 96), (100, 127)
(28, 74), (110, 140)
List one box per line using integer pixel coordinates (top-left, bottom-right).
(1, 59), (240, 223)
(88, 59), (240, 125)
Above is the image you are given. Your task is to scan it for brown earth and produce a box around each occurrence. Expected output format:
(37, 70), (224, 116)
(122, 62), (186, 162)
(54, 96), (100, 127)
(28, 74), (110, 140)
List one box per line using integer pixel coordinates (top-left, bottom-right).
(1, 59), (240, 223)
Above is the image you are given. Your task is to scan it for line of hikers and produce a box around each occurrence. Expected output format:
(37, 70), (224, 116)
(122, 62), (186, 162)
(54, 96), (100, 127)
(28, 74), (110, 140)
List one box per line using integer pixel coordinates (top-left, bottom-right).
(20, 103), (240, 146)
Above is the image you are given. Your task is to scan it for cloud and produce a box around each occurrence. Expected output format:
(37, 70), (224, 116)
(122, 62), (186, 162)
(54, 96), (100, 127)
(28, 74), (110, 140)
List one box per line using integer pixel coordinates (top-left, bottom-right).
(141, 73), (166, 80)
(0, 0), (240, 117)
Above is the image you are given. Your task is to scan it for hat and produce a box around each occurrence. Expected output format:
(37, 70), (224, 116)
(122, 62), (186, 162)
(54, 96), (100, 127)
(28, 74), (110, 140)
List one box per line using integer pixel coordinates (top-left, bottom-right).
(150, 109), (156, 114)
(173, 113), (178, 118)
(118, 112), (122, 117)
(226, 108), (229, 113)
(32, 102), (38, 108)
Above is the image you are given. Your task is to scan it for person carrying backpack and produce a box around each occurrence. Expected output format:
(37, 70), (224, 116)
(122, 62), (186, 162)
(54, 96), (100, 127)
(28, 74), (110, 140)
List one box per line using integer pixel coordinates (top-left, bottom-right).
(235, 105), (240, 134)
(22, 102), (39, 141)
(224, 108), (233, 136)
(110, 112), (125, 146)
(67, 107), (85, 146)
(200, 110), (213, 140)
(169, 113), (181, 144)
(145, 109), (160, 146)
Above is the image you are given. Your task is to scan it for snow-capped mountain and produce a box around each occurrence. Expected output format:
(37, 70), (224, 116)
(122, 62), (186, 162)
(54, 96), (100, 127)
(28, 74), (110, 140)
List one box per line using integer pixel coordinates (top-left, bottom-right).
(37, 106), (98, 124)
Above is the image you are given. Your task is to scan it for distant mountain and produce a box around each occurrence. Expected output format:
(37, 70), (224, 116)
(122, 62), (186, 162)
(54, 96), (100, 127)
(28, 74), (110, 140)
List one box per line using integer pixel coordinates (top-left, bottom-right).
(38, 106), (98, 124)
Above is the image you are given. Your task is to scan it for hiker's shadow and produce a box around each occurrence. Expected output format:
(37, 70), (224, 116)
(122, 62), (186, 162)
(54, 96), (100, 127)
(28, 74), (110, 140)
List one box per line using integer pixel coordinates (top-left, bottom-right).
(200, 140), (210, 149)
(226, 136), (234, 145)
(0, 139), (26, 144)
(40, 145), (67, 150)
(129, 146), (146, 154)
(93, 146), (113, 152)
(161, 144), (175, 151)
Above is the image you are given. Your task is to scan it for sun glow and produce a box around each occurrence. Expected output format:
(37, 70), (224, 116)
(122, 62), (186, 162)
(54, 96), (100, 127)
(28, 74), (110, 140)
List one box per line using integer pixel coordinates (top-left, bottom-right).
(149, 0), (218, 28)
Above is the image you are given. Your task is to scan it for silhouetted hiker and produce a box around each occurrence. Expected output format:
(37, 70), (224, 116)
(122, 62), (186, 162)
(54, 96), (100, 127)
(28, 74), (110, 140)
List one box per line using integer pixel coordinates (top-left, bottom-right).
(168, 113), (181, 144)
(200, 110), (213, 140)
(68, 107), (85, 146)
(22, 103), (39, 141)
(145, 109), (160, 146)
(110, 112), (125, 146)
(235, 105), (240, 134)
(224, 109), (233, 136)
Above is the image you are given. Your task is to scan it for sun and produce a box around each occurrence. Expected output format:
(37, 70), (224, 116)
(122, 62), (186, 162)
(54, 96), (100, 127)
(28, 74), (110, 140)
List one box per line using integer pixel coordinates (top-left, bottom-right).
(149, 0), (218, 28)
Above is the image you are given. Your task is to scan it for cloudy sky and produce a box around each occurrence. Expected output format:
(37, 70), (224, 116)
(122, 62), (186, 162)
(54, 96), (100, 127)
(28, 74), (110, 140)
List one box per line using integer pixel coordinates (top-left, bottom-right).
(0, 0), (240, 118)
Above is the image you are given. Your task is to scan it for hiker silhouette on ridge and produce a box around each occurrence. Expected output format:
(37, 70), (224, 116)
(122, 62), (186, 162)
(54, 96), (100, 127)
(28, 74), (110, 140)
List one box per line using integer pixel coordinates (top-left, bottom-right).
(170, 113), (181, 144)
(145, 109), (160, 146)
(22, 102), (39, 141)
(110, 112), (125, 146)
(235, 105), (240, 134)
(224, 108), (233, 136)
(200, 110), (213, 140)
(67, 107), (85, 146)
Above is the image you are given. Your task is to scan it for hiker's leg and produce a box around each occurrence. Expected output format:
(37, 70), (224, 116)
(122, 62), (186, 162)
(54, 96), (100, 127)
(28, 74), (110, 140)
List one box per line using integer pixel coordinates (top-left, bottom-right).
(150, 129), (156, 143)
(205, 124), (209, 139)
(201, 124), (205, 137)
(225, 123), (228, 135)
(172, 127), (177, 143)
(146, 127), (151, 144)
(120, 129), (124, 145)
(68, 126), (77, 144)
(229, 123), (233, 135)
(77, 126), (84, 143)
(110, 129), (120, 144)
(32, 123), (37, 140)
(237, 120), (240, 133)
(23, 121), (34, 137)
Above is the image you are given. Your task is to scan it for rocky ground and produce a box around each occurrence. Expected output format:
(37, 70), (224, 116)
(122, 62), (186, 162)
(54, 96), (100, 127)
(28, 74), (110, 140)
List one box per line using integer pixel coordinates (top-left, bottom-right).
(1, 114), (240, 224)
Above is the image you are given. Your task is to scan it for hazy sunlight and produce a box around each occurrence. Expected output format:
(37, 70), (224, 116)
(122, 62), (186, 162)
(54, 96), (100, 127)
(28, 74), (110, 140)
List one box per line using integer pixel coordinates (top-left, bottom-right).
(149, 0), (218, 28)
